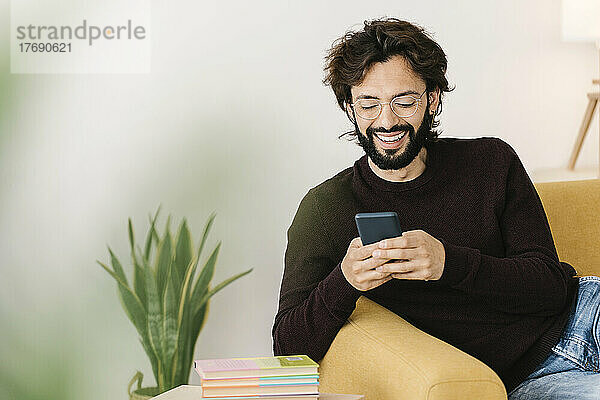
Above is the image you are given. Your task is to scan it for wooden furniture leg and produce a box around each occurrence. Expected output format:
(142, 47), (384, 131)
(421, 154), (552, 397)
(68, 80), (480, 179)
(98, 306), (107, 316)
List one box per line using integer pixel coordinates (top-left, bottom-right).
(568, 91), (599, 170)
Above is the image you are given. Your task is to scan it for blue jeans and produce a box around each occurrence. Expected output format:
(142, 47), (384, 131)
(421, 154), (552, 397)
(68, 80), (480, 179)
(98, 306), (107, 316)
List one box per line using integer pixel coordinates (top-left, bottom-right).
(508, 276), (600, 400)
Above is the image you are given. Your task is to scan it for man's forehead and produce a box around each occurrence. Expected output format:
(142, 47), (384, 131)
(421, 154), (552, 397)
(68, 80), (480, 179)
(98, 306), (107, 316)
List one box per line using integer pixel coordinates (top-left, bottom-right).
(351, 56), (424, 99)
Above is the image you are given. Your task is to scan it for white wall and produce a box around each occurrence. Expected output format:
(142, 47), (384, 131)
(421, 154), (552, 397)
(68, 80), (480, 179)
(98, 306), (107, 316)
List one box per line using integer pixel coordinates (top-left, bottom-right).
(0, 1), (598, 399)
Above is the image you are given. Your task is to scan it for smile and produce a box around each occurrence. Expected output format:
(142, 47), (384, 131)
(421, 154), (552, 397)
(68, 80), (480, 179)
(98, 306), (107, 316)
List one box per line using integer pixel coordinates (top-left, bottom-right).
(375, 132), (406, 143)
(374, 131), (408, 149)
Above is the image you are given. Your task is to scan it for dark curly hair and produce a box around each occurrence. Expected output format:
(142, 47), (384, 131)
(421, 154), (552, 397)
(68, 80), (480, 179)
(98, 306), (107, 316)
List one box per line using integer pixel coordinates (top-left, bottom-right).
(323, 17), (454, 142)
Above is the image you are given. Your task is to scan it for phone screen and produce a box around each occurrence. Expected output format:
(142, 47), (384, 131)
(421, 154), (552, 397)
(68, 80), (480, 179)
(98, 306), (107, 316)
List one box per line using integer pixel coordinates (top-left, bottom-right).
(355, 212), (403, 245)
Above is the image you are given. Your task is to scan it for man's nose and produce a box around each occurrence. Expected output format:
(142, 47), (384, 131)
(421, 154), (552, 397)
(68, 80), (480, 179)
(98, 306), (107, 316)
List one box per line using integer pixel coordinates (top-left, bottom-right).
(378, 103), (401, 130)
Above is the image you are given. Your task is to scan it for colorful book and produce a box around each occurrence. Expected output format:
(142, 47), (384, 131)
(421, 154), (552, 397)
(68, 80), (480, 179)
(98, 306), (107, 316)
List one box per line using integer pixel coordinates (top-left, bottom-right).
(194, 355), (319, 379)
(201, 383), (319, 398)
(201, 396), (318, 399)
(201, 375), (319, 387)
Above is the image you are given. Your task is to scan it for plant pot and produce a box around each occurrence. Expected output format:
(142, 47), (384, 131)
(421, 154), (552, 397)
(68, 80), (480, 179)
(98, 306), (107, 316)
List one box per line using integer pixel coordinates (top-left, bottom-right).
(128, 371), (160, 400)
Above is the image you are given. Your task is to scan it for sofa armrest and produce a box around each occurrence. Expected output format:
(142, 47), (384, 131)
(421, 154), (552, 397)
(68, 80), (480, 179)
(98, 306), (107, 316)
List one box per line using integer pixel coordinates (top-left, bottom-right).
(319, 296), (507, 400)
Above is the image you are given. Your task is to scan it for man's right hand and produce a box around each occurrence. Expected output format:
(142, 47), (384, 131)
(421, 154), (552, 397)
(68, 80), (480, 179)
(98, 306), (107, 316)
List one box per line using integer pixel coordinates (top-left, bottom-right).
(341, 237), (393, 291)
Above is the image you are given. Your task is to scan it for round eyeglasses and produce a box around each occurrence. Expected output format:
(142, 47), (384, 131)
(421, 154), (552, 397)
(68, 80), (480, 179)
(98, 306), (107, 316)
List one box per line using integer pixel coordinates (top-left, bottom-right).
(350, 89), (427, 120)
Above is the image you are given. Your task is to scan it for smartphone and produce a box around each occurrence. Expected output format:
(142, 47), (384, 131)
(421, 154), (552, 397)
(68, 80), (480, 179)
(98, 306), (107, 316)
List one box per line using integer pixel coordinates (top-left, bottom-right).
(355, 212), (403, 246)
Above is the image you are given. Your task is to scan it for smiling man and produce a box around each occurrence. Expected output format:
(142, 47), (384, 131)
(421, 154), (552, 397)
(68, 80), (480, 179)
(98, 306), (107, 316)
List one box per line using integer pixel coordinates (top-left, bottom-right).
(272, 18), (600, 399)
(352, 56), (435, 179)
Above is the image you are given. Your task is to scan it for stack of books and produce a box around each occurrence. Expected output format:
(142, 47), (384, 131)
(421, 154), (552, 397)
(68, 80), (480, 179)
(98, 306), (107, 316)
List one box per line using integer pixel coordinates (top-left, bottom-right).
(193, 355), (319, 399)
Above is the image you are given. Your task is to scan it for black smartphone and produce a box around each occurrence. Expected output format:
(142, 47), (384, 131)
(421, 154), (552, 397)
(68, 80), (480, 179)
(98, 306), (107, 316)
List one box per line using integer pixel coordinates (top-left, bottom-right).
(355, 212), (403, 246)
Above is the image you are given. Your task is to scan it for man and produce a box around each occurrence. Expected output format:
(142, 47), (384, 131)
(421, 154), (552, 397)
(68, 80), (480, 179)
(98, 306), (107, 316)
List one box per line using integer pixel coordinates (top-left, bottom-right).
(272, 18), (600, 399)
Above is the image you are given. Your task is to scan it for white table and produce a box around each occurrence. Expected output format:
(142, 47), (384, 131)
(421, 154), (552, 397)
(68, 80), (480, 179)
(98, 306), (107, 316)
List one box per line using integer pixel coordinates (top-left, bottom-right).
(152, 385), (364, 399)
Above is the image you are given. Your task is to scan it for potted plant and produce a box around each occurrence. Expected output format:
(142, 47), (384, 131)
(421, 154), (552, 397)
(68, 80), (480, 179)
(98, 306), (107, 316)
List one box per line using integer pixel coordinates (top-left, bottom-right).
(98, 208), (253, 399)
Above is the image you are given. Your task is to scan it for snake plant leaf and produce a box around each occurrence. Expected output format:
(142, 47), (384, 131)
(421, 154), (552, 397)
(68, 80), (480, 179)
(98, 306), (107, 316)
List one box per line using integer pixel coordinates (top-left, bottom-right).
(107, 248), (147, 336)
(190, 242), (220, 308)
(178, 240), (204, 323)
(97, 260), (146, 337)
(171, 292), (191, 386)
(173, 219), (193, 296)
(188, 302), (210, 373)
(128, 218), (150, 310)
(143, 250), (166, 387)
(198, 212), (216, 262)
(161, 263), (178, 390)
(170, 240), (204, 385)
(192, 302), (209, 339)
(146, 213), (160, 250)
(131, 248), (147, 311)
(128, 218), (136, 254)
(139, 335), (159, 385)
(155, 227), (173, 304)
(195, 268), (253, 314)
(188, 244), (217, 346)
(108, 247), (128, 285)
(144, 206), (161, 260)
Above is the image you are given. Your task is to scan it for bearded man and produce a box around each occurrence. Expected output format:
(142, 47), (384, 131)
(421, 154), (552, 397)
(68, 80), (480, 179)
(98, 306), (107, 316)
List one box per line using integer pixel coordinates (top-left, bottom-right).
(272, 18), (600, 399)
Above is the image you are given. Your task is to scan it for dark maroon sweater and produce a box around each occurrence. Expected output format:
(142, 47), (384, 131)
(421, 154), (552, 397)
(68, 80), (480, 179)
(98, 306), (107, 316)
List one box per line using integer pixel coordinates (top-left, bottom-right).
(272, 137), (579, 393)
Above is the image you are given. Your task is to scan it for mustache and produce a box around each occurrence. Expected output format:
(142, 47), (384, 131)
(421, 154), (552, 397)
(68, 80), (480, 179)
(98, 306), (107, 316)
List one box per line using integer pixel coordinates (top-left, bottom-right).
(366, 124), (414, 135)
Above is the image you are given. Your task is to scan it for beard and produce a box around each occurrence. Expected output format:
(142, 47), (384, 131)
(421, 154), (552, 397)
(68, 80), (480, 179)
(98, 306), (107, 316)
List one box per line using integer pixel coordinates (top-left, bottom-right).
(356, 110), (434, 170)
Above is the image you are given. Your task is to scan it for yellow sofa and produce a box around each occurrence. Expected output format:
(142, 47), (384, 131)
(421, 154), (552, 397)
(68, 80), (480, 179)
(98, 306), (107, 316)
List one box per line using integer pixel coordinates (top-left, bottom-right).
(319, 179), (600, 400)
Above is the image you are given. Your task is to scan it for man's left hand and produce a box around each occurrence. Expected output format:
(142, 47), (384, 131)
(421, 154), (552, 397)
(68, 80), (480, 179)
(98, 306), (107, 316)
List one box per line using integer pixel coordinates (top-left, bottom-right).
(371, 230), (445, 281)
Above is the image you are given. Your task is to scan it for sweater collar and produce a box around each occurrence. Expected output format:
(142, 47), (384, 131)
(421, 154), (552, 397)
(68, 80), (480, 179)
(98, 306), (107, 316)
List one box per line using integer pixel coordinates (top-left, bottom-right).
(354, 140), (439, 192)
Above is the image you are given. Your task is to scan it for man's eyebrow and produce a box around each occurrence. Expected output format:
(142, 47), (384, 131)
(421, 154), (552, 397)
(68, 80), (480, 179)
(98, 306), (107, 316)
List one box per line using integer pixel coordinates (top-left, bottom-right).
(356, 90), (420, 100)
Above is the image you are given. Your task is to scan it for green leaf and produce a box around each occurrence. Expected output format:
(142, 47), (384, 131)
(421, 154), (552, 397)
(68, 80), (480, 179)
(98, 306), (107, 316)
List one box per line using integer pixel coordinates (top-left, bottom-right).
(173, 219), (193, 295)
(188, 302), (210, 377)
(165, 214), (172, 237)
(152, 226), (160, 245)
(108, 247), (128, 285)
(128, 217), (149, 310)
(170, 239), (206, 385)
(169, 213), (215, 385)
(132, 248), (147, 311)
(143, 250), (165, 387)
(198, 212), (216, 262)
(128, 218), (135, 254)
(155, 227), (173, 304)
(190, 242), (220, 310)
(192, 303), (209, 338)
(97, 260), (146, 338)
(139, 335), (159, 386)
(195, 268), (253, 314)
(161, 264), (178, 390)
(171, 295), (192, 386)
(144, 206), (161, 261)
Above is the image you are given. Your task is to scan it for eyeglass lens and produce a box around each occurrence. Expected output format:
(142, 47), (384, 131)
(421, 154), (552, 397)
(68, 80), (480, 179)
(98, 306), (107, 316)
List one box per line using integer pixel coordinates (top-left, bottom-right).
(354, 96), (420, 119)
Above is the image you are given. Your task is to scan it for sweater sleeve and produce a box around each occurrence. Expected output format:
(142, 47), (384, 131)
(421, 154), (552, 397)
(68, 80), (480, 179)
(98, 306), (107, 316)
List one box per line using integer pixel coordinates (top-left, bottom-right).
(272, 188), (361, 362)
(437, 140), (576, 316)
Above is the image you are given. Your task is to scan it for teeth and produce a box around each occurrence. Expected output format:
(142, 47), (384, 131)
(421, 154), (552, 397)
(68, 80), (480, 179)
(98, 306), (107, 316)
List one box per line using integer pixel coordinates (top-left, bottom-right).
(377, 132), (406, 143)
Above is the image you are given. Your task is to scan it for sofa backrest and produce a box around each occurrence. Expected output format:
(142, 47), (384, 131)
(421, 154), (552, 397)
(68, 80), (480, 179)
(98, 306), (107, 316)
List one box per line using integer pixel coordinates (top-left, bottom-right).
(534, 179), (600, 277)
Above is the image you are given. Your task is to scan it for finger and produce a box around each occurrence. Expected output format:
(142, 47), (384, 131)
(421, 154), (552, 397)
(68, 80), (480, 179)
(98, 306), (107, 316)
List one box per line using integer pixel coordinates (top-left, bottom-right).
(379, 233), (422, 249)
(391, 270), (432, 281)
(352, 242), (383, 261)
(351, 268), (391, 291)
(364, 256), (392, 270)
(371, 247), (421, 261)
(375, 260), (420, 274)
(354, 256), (388, 274)
(363, 274), (394, 290)
(359, 268), (392, 282)
(349, 237), (362, 248)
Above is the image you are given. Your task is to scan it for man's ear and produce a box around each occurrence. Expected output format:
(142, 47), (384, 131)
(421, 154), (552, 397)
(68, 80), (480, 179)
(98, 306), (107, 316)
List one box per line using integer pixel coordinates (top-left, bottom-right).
(428, 89), (440, 115)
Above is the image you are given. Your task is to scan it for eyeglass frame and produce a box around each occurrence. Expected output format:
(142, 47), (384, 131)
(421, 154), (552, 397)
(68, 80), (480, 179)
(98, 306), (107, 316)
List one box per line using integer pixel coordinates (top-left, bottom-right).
(349, 89), (428, 120)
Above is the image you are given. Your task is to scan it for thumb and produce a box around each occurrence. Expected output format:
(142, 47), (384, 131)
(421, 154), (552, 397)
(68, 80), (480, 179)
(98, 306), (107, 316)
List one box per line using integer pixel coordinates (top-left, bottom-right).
(350, 237), (362, 248)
